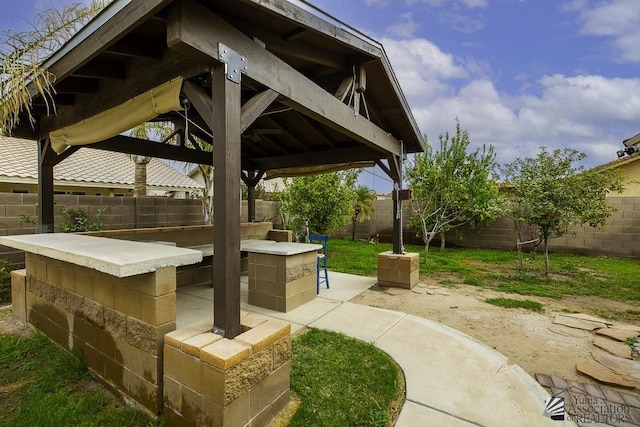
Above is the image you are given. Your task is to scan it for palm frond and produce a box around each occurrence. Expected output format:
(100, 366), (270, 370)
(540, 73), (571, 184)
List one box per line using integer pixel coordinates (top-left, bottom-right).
(0, 0), (111, 135)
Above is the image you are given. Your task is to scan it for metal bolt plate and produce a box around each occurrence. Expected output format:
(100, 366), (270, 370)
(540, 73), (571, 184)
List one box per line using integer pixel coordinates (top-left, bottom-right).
(217, 42), (248, 84)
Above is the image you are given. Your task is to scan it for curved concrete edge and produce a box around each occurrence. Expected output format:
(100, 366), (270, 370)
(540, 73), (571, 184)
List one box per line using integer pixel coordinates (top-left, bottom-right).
(373, 313), (578, 427)
(389, 314), (509, 368)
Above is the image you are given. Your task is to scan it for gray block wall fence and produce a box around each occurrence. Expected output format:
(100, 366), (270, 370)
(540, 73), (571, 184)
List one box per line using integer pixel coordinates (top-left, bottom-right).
(0, 193), (281, 268)
(333, 197), (640, 258)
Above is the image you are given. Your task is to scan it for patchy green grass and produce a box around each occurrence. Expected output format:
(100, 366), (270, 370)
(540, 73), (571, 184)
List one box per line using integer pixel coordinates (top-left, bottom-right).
(329, 239), (640, 306)
(0, 332), (159, 427)
(1, 325), (402, 427)
(290, 328), (402, 427)
(485, 298), (544, 312)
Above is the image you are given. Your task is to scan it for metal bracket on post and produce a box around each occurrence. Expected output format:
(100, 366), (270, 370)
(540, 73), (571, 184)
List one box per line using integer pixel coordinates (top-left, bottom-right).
(218, 42), (248, 84)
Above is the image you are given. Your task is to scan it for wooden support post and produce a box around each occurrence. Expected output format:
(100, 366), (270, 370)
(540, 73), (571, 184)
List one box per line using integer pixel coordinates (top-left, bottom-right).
(389, 154), (403, 254)
(212, 65), (242, 339)
(241, 170), (264, 223)
(247, 171), (256, 222)
(37, 138), (56, 233)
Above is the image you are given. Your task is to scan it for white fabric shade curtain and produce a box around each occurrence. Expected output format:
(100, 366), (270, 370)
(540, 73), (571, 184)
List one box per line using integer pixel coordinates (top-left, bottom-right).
(49, 77), (184, 153)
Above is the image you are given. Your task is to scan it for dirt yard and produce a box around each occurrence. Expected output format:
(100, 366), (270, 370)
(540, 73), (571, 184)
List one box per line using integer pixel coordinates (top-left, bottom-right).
(351, 279), (640, 384)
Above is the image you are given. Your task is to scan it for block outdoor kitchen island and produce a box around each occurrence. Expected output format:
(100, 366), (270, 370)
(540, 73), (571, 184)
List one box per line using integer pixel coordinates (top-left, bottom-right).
(189, 240), (322, 313)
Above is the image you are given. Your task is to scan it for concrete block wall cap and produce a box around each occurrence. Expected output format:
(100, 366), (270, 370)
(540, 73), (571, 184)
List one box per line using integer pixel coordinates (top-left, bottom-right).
(165, 319), (215, 348)
(243, 241), (322, 256)
(234, 320), (291, 353)
(0, 234), (202, 278)
(201, 338), (251, 370)
(182, 332), (224, 357)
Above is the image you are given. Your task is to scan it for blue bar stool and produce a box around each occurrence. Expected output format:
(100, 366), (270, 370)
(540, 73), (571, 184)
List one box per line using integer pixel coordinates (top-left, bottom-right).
(309, 234), (329, 294)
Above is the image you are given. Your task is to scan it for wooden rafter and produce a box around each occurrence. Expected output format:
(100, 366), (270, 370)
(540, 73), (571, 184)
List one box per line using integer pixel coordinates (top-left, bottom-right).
(240, 89), (279, 133)
(252, 146), (381, 170)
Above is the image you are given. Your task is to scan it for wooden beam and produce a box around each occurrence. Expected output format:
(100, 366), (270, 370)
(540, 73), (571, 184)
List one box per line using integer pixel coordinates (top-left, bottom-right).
(261, 115), (311, 152)
(34, 93), (76, 106)
(105, 37), (163, 59)
(235, 0), (380, 57)
(183, 81), (214, 130)
(167, 0), (401, 157)
(335, 76), (354, 102)
(375, 159), (392, 179)
(55, 77), (99, 94)
(240, 89), (279, 133)
(253, 146), (381, 170)
(386, 154), (401, 182)
(230, 19), (346, 70)
(53, 146), (80, 166)
(211, 65), (242, 339)
(71, 60), (126, 79)
(89, 135), (213, 165)
(292, 111), (336, 149)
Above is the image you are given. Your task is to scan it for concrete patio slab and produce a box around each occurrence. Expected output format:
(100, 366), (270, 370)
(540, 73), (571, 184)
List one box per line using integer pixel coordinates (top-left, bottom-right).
(375, 314), (574, 426)
(308, 302), (406, 343)
(396, 401), (477, 426)
(316, 271), (376, 302)
(176, 293), (214, 329)
(178, 283), (213, 300)
(242, 295), (342, 327)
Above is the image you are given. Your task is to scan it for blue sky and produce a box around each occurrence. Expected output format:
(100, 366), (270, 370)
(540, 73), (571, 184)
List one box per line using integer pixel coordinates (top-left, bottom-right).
(3, 0), (640, 193)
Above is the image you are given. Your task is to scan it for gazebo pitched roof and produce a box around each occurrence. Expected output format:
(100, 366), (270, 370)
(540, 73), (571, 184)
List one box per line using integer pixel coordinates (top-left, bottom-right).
(12, 0), (422, 173)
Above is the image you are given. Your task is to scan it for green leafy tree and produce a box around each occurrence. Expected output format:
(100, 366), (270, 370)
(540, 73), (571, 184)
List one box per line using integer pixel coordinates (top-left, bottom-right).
(278, 171), (359, 238)
(1, 1), (110, 135)
(351, 186), (374, 241)
(406, 120), (503, 264)
(501, 147), (625, 275)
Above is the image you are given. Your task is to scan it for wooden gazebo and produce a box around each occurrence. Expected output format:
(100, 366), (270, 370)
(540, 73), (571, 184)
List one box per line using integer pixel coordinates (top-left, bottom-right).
(9, 0), (423, 338)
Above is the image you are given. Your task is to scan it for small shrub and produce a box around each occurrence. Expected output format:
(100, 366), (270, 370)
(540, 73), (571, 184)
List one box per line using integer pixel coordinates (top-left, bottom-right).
(0, 258), (11, 304)
(57, 207), (105, 232)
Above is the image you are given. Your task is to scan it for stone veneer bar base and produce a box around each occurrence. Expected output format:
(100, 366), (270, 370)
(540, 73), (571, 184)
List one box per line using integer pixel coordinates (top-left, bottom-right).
(20, 253), (178, 415)
(377, 251), (419, 289)
(248, 251), (316, 312)
(163, 314), (291, 427)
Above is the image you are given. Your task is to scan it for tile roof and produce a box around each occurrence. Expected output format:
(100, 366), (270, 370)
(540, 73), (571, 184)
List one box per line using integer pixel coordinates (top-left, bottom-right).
(0, 136), (204, 191)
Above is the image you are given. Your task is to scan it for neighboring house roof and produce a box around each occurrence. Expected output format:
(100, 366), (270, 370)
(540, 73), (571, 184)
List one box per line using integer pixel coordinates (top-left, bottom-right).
(0, 136), (204, 192)
(596, 152), (640, 172)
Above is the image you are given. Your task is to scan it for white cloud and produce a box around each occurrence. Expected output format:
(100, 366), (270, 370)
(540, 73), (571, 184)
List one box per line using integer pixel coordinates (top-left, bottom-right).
(574, 0), (640, 62)
(382, 36), (640, 168)
(441, 10), (485, 33)
(387, 12), (419, 38)
(363, 0), (391, 6)
(406, 0), (488, 8)
(560, 0), (588, 12)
